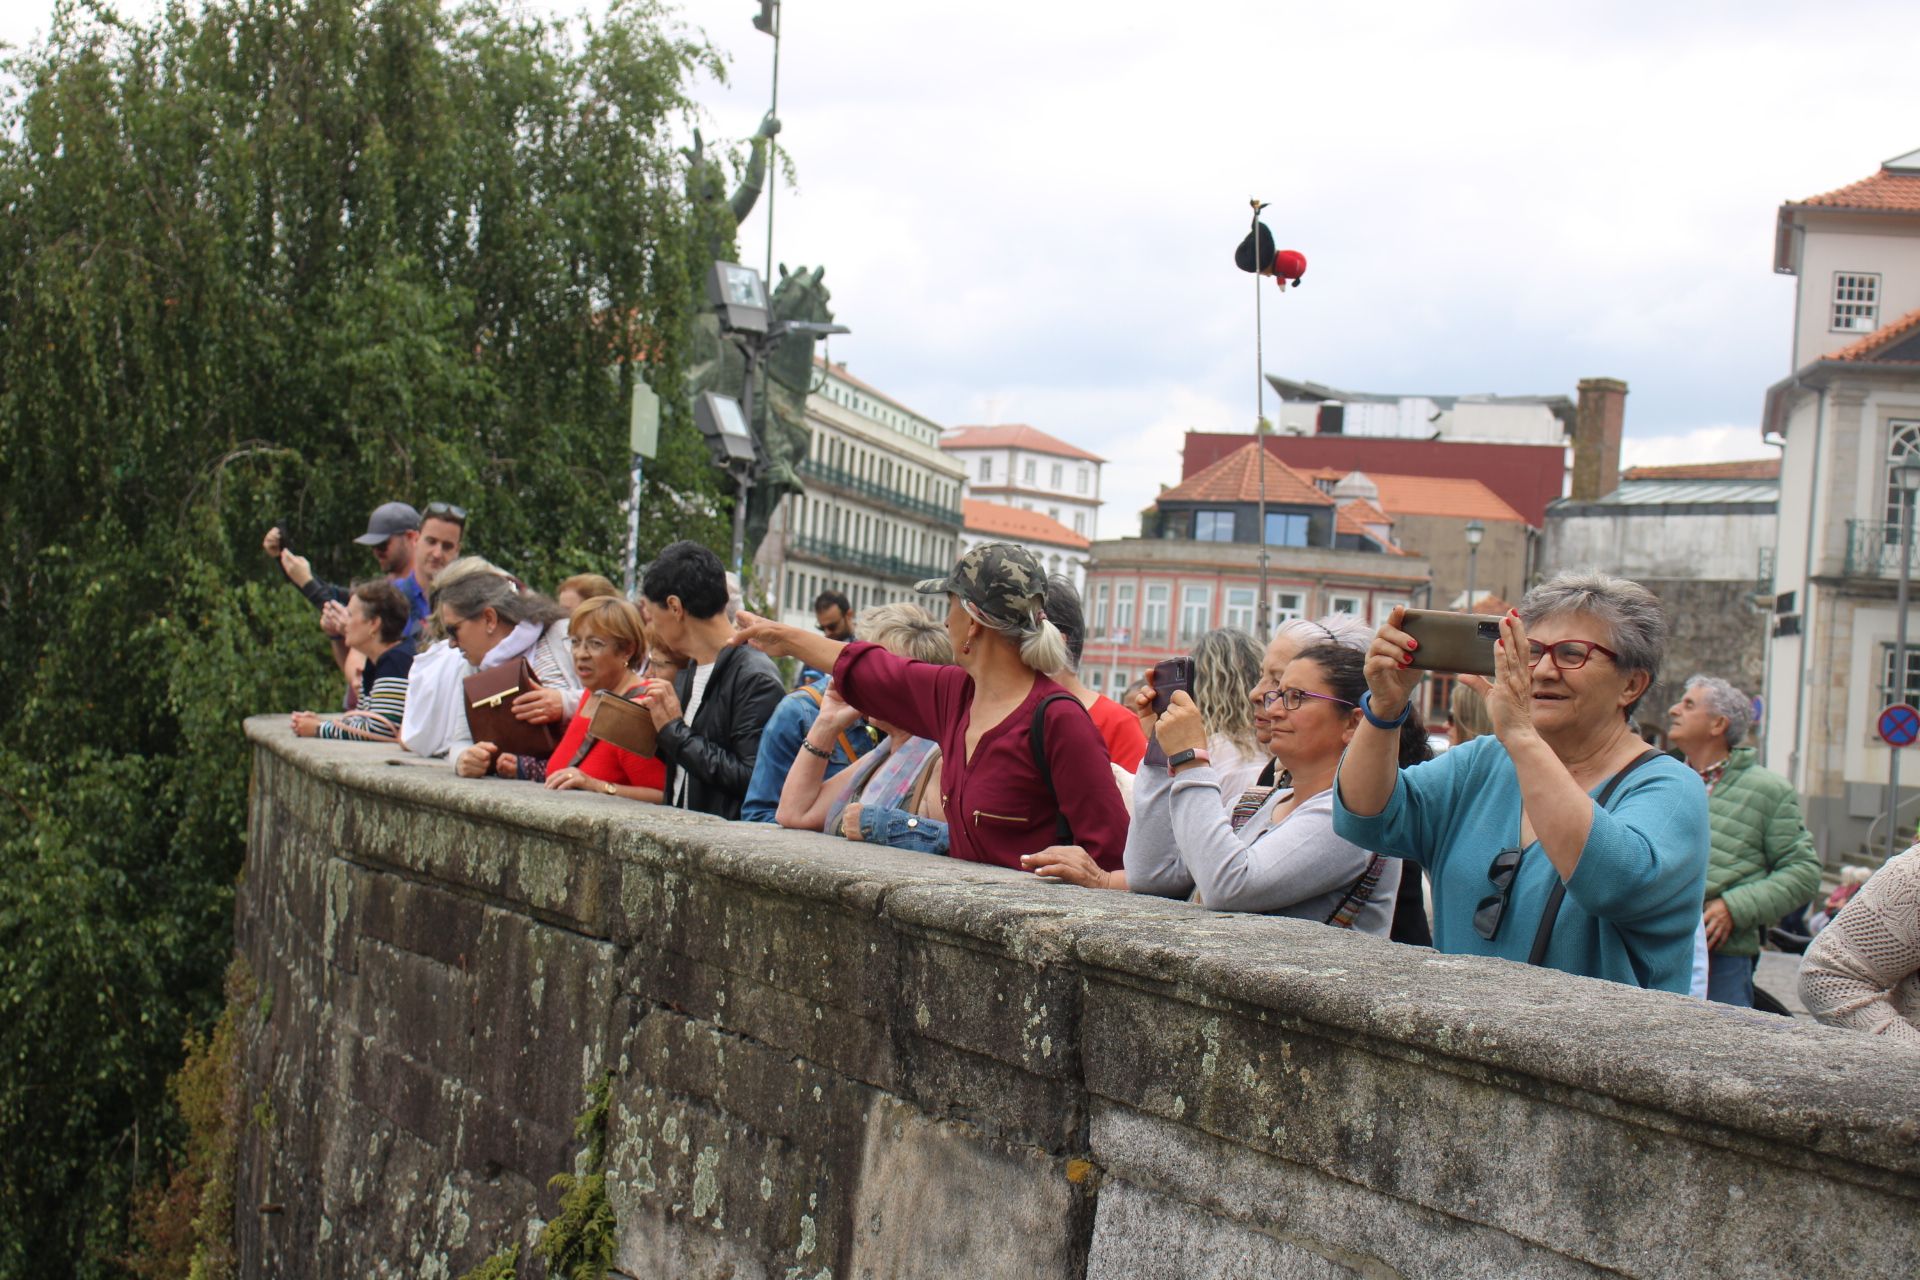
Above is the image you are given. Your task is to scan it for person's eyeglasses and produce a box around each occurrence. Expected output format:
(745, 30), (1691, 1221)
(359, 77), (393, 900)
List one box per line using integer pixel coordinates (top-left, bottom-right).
(1260, 687), (1357, 712)
(423, 501), (468, 524)
(1525, 638), (1619, 671)
(567, 635), (615, 655)
(444, 614), (473, 639)
(1474, 847), (1525, 940)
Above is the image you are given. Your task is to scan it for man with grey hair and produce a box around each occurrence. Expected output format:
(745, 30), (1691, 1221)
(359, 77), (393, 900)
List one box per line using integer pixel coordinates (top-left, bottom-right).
(1667, 675), (1823, 1006)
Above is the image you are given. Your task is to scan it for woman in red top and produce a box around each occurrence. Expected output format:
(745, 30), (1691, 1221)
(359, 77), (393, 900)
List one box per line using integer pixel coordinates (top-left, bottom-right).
(734, 543), (1129, 871)
(455, 596), (666, 802)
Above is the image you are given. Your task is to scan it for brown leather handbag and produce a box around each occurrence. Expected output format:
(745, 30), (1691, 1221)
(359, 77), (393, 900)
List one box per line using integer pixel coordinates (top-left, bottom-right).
(462, 659), (564, 760)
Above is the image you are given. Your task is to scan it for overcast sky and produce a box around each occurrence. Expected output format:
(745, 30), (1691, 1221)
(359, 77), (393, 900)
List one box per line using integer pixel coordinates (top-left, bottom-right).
(6, 0), (1918, 529)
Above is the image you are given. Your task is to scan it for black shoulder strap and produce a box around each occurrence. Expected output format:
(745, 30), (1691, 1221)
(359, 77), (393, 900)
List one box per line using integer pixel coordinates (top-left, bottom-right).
(1527, 749), (1662, 968)
(1030, 692), (1084, 845)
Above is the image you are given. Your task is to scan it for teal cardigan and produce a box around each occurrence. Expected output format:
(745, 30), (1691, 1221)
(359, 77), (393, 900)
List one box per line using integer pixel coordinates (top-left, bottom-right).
(1333, 735), (1710, 993)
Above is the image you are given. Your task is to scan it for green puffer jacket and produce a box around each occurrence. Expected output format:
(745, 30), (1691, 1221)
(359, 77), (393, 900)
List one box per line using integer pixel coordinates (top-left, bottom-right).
(1703, 747), (1823, 956)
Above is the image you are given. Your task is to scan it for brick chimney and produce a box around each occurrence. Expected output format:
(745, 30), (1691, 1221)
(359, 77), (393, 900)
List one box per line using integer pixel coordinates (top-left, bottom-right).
(1571, 377), (1628, 501)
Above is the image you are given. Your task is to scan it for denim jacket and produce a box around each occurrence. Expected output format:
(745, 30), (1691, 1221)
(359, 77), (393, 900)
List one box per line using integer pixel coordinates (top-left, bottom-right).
(859, 804), (950, 855)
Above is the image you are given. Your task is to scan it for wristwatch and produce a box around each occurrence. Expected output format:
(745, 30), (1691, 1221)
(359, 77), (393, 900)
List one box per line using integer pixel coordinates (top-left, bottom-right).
(604, 781), (616, 795)
(1166, 747), (1211, 770)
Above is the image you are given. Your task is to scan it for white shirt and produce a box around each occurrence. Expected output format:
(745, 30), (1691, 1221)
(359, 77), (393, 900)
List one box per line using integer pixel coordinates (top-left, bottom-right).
(670, 662), (717, 809)
(400, 640), (465, 758)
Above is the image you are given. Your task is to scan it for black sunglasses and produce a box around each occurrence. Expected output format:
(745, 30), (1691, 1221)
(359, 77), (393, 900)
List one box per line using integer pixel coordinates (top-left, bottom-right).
(423, 501), (468, 525)
(1473, 847), (1525, 940)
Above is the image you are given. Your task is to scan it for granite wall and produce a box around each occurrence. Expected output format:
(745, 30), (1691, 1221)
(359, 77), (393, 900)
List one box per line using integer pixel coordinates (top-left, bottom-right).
(236, 719), (1920, 1279)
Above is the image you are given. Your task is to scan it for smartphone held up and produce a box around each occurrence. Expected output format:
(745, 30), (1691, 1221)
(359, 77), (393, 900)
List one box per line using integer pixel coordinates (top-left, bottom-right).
(1151, 656), (1195, 714)
(1398, 610), (1504, 678)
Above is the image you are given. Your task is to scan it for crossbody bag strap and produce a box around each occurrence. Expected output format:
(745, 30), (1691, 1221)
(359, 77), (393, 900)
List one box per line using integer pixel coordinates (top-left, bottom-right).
(1326, 854), (1389, 929)
(1030, 692), (1083, 844)
(1527, 748), (1663, 967)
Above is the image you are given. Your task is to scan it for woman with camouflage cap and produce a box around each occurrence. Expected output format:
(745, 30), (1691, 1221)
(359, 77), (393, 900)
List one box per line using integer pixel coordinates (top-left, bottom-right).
(733, 542), (1130, 872)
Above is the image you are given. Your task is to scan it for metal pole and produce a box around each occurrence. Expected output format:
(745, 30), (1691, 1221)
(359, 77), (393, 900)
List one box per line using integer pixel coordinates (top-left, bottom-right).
(1465, 543), (1478, 613)
(1252, 201), (1270, 636)
(624, 455), (644, 597)
(732, 467), (751, 572)
(1892, 483), (1913, 861)
(763, 2), (782, 286)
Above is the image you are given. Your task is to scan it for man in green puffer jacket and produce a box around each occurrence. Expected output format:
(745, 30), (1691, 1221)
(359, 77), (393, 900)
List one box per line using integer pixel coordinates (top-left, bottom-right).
(1668, 676), (1824, 1006)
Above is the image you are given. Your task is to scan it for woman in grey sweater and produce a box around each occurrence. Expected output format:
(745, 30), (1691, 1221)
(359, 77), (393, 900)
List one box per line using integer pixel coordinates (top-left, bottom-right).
(1124, 643), (1430, 931)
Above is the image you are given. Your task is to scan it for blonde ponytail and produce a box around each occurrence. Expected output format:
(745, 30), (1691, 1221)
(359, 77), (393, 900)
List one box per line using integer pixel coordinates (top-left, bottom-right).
(1018, 618), (1070, 675)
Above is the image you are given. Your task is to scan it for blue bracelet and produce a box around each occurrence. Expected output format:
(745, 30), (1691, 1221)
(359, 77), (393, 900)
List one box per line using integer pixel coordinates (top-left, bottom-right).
(1360, 691), (1411, 730)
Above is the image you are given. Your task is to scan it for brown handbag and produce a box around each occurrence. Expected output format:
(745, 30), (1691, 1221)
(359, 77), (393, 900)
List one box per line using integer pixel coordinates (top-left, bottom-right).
(462, 658), (564, 761)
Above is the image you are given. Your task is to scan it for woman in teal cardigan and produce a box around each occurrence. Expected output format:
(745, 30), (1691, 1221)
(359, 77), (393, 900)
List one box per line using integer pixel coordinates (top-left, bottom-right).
(1334, 573), (1710, 993)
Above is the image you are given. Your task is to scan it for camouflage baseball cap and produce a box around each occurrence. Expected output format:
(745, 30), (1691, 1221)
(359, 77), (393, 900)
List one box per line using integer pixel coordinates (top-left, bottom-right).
(914, 542), (1048, 631)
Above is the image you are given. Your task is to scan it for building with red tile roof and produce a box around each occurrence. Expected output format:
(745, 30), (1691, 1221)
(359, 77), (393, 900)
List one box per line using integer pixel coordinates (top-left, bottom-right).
(960, 499), (1092, 594)
(942, 423), (1107, 543)
(1620, 459), (1781, 482)
(1366, 475), (1528, 525)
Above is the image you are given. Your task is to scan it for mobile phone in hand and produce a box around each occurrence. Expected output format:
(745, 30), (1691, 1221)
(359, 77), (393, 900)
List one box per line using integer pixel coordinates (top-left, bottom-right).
(1151, 656), (1196, 714)
(1400, 609), (1503, 677)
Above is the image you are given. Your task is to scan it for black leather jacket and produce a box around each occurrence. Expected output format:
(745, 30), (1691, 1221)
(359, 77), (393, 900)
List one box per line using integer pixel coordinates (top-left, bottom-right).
(655, 644), (785, 820)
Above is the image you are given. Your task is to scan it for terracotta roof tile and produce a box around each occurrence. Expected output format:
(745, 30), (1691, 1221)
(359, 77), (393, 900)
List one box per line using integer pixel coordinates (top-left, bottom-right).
(1790, 168), (1920, 215)
(1155, 442), (1331, 507)
(1824, 304), (1920, 364)
(1367, 474), (1528, 524)
(1619, 459), (1782, 481)
(941, 423), (1106, 463)
(962, 499), (1089, 549)
(1336, 499), (1406, 554)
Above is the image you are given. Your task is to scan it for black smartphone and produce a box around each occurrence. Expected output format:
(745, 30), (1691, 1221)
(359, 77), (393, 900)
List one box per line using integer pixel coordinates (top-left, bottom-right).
(274, 522), (295, 557)
(1400, 609), (1503, 677)
(1151, 656), (1196, 714)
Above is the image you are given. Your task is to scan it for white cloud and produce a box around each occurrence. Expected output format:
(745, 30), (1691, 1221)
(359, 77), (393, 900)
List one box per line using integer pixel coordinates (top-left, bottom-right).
(1619, 425), (1776, 471)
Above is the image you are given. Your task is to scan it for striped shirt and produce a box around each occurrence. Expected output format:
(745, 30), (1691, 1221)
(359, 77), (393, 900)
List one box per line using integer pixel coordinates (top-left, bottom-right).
(319, 645), (414, 743)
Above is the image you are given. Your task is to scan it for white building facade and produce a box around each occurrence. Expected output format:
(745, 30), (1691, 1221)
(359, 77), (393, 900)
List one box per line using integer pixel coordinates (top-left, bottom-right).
(755, 360), (967, 626)
(940, 424), (1105, 542)
(1762, 147), (1920, 863)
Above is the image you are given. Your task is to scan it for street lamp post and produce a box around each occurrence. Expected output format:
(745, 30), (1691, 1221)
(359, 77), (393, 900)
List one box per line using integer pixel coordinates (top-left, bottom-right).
(1888, 461), (1920, 860)
(701, 261), (847, 573)
(1464, 519), (1485, 611)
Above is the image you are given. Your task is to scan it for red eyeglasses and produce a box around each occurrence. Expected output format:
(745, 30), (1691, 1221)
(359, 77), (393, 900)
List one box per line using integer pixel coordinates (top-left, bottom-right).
(1525, 638), (1619, 670)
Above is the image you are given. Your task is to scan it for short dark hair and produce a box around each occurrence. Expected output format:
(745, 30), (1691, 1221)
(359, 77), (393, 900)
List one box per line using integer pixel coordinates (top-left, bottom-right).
(642, 540), (729, 619)
(1043, 576), (1085, 667)
(351, 579), (412, 644)
(1296, 642), (1431, 769)
(813, 590), (851, 615)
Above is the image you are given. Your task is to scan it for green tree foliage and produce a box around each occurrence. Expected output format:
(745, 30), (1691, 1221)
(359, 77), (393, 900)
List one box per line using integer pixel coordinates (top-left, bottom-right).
(0, 1), (734, 1272)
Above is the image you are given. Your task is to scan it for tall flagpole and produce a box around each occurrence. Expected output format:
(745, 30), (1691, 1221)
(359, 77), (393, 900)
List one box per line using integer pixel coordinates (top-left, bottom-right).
(1252, 199), (1271, 636)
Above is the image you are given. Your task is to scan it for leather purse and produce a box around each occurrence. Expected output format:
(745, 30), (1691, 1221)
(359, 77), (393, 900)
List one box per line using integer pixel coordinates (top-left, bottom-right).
(577, 688), (658, 761)
(462, 659), (564, 761)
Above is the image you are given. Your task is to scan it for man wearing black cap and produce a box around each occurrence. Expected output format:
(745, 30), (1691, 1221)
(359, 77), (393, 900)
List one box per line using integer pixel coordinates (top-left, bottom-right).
(263, 501), (432, 651)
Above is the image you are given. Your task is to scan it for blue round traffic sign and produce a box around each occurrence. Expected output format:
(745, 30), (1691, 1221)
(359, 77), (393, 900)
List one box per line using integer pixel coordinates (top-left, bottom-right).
(1879, 703), (1920, 747)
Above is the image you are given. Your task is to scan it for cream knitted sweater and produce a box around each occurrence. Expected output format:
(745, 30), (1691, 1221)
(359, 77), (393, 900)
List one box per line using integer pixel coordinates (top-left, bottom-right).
(1800, 847), (1920, 1047)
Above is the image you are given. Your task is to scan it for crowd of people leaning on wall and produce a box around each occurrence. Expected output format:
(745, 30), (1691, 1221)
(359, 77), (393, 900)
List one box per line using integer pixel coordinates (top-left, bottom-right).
(267, 501), (1920, 1045)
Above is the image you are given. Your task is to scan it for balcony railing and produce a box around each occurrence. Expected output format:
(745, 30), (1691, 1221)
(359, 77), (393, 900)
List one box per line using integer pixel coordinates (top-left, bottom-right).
(796, 457), (963, 528)
(1845, 520), (1920, 579)
(789, 534), (950, 585)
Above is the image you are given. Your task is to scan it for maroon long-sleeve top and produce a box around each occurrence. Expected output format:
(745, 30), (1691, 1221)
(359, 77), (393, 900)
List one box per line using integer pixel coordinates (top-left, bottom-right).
(832, 641), (1129, 870)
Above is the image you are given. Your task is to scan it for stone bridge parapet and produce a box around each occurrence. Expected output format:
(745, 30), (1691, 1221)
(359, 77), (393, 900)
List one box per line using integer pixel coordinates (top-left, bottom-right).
(236, 718), (1920, 1278)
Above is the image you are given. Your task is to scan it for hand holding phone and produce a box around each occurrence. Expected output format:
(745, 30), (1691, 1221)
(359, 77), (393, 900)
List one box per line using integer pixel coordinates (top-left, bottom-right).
(1151, 656), (1195, 715)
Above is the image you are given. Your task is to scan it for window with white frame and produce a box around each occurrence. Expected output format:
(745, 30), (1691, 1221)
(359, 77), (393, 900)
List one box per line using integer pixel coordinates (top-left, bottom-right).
(1375, 597), (1409, 623)
(1272, 591), (1304, 623)
(1023, 458), (1037, 483)
(1073, 511), (1086, 534)
(1882, 643), (1920, 707)
(1328, 593), (1365, 620)
(1088, 669), (1104, 691)
(1179, 584), (1212, 643)
(978, 457), (992, 481)
(1114, 584), (1137, 639)
(1051, 462), (1064, 488)
(1832, 272), (1880, 333)
(1142, 583), (1170, 642)
(1077, 467), (1090, 494)
(1094, 583), (1110, 634)
(1049, 507), (1062, 524)
(1885, 421), (1920, 534)
(1225, 587), (1257, 633)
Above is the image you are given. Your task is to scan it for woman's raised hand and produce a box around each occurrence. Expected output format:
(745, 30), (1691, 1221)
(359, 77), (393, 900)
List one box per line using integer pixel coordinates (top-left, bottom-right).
(1153, 690), (1207, 757)
(1362, 606), (1425, 718)
(1460, 611), (1536, 743)
(731, 610), (801, 658)
(817, 685), (862, 732)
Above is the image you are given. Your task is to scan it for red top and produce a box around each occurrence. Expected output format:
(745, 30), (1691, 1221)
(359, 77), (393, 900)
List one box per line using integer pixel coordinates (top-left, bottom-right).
(545, 695), (667, 793)
(1086, 694), (1146, 773)
(832, 642), (1130, 870)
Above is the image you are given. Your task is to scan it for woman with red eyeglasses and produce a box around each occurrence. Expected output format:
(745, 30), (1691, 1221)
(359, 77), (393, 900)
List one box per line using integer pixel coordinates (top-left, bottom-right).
(1117, 643), (1429, 932)
(1334, 572), (1710, 992)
